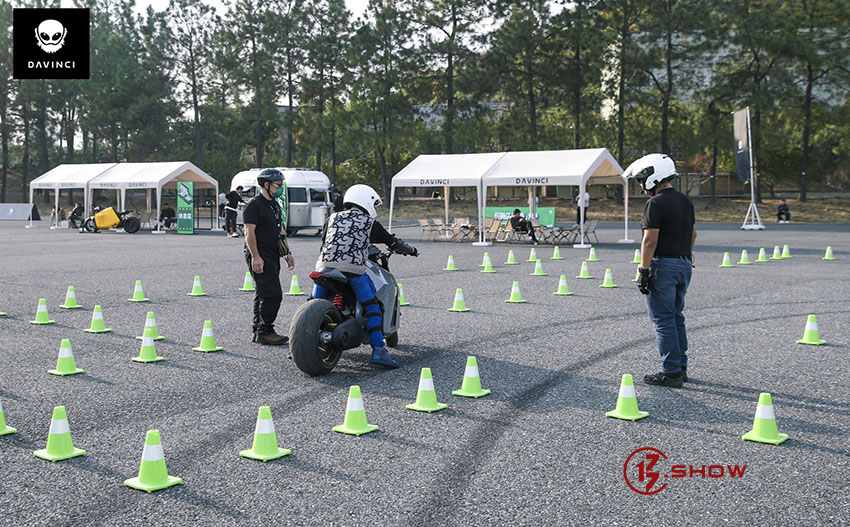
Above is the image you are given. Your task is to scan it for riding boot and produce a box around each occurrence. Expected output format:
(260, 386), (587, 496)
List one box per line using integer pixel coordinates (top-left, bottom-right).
(370, 346), (400, 368)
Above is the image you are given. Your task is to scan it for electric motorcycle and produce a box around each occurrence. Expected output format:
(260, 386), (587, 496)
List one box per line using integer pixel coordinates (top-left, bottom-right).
(82, 206), (141, 234)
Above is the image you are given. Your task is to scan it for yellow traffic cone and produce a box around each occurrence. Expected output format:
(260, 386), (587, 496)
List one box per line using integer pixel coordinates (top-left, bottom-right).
(756, 248), (770, 262)
(192, 320), (224, 352)
(479, 252), (490, 267)
(406, 368), (448, 413)
(59, 286), (82, 309)
(84, 305), (112, 334)
(447, 288), (470, 312)
(530, 259), (547, 276)
(187, 275), (207, 296)
(239, 271), (256, 291)
(0, 399), (18, 436)
(285, 275), (305, 296)
(551, 246), (564, 260)
(398, 284), (411, 306)
(29, 298), (55, 325)
(796, 314), (826, 345)
(124, 430), (183, 492)
(605, 374), (649, 421)
(770, 245), (782, 260)
(553, 275), (573, 296)
(587, 247), (599, 262)
(822, 246), (836, 261)
(128, 280), (150, 302)
(444, 255), (459, 271)
(631, 266), (640, 282)
(599, 268), (618, 288)
(505, 281), (526, 303)
(741, 393), (789, 445)
(631, 249), (641, 264)
(481, 255), (496, 273)
(240, 406), (291, 461)
(719, 252), (734, 268)
(527, 248), (538, 262)
(738, 250), (752, 265)
(33, 406), (86, 461)
(504, 250), (518, 265)
(781, 244), (792, 259)
(333, 385), (379, 436)
(576, 261), (593, 279)
(452, 356), (491, 398)
(132, 327), (166, 362)
(48, 338), (85, 376)
(135, 311), (164, 341)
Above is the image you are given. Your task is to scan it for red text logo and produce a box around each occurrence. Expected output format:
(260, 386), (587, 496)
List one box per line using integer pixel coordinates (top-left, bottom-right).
(624, 447), (747, 495)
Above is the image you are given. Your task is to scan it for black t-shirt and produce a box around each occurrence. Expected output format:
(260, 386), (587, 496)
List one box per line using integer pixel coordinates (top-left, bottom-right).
(161, 207), (175, 219)
(641, 187), (695, 258)
(243, 194), (283, 256)
(509, 215), (528, 231)
(226, 190), (243, 209)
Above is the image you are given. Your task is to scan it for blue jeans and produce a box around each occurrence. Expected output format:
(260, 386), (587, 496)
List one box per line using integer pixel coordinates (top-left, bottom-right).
(645, 257), (692, 373)
(312, 274), (385, 349)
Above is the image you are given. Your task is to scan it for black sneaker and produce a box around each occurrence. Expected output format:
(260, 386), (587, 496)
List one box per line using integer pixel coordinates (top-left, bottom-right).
(681, 367), (688, 382)
(643, 371), (683, 388)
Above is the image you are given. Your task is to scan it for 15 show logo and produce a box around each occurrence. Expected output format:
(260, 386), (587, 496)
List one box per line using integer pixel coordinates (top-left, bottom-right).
(13, 8), (90, 79)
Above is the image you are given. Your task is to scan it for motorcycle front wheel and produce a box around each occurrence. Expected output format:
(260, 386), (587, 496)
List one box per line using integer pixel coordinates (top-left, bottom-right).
(83, 218), (97, 232)
(289, 299), (343, 376)
(122, 217), (140, 233)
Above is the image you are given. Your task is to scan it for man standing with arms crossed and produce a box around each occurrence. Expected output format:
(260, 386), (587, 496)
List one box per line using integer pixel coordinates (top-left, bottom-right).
(244, 169), (295, 345)
(625, 154), (696, 388)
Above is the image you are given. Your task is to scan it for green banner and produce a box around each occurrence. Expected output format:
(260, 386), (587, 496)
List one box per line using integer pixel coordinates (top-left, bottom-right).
(177, 181), (194, 234)
(485, 206), (555, 227)
(279, 181), (287, 228)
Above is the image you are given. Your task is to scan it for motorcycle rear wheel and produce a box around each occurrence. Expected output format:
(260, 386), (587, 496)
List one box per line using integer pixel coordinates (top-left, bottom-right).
(289, 299), (344, 376)
(122, 217), (140, 233)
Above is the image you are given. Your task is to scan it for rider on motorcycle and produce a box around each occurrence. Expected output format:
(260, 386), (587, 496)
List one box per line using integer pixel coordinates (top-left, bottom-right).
(311, 184), (418, 369)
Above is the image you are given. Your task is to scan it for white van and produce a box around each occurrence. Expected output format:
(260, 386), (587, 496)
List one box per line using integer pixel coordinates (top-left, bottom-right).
(230, 168), (332, 236)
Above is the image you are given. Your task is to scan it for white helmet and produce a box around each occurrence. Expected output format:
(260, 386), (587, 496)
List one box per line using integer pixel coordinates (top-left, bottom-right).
(623, 153), (677, 192)
(343, 184), (383, 218)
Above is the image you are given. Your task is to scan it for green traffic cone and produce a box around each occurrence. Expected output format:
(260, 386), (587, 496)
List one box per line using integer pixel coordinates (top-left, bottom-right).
(29, 298), (55, 325)
(479, 252), (489, 267)
(576, 261), (593, 279)
(84, 305), (112, 334)
(239, 271), (256, 291)
(481, 255), (496, 273)
(333, 385), (379, 436)
(444, 255), (459, 271)
(781, 244), (792, 259)
(527, 248), (538, 262)
(398, 284), (411, 306)
(796, 314), (826, 345)
(741, 393), (789, 445)
(132, 327), (166, 363)
(605, 374), (649, 421)
(135, 311), (164, 341)
(599, 268), (617, 288)
(756, 248), (770, 262)
(505, 281), (526, 303)
(285, 275), (305, 296)
(738, 250), (752, 265)
(405, 368), (448, 413)
(33, 406), (86, 461)
(59, 286), (82, 309)
(124, 430), (183, 492)
(504, 250), (518, 265)
(0, 399), (17, 436)
(48, 339), (85, 376)
(128, 280), (150, 302)
(631, 249), (641, 264)
(553, 275), (573, 296)
(530, 259), (547, 276)
(719, 252), (734, 268)
(192, 320), (224, 352)
(770, 245), (782, 260)
(447, 288), (470, 312)
(822, 246), (836, 261)
(587, 247), (599, 262)
(240, 406), (291, 461)
(551, 246), (564, 260)
(452, 356), (491, 398)
(187, 275), (207, 296)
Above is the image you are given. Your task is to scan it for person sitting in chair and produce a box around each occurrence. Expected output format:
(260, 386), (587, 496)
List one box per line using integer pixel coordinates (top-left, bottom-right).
(510, 209), (539, 245)
(160, 203), (177, 229)
(69, 203), (84, 228)
(776, 199), (791, 223)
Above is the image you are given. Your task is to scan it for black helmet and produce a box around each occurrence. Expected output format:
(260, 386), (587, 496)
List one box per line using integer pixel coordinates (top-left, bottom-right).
(257, 168), (284, 186)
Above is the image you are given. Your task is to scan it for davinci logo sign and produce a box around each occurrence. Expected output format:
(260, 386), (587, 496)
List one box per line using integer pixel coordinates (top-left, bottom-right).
(13, 8), (90, 79)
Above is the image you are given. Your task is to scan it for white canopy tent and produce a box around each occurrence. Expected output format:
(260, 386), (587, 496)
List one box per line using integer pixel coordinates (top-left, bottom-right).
(28, 163), (117, 222)
(387, 152), (505, 231)
(479, 148), (630, 247)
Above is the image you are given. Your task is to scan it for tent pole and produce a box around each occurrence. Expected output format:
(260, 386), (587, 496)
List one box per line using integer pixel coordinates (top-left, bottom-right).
(618, 179), (634, 243)
(443, 185), (449, 226)
(26, 185), (35, 228)
(573, 180), (590, 248)
(388, 182), (395, 232)
(472, 182), (491, 246)
(152, 186), (164, 234)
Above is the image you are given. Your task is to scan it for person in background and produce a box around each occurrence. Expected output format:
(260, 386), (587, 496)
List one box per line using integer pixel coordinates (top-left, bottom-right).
(576, 190), (590, 224)
(510, 209), (539, 245)
(69, 203), (84, 228)
(225, 185), (245, 237)
(777, 199), (791, 223)
(160, 203), (176, 229)
(218, 190), (227, 220)
(332, 187), (345, 213)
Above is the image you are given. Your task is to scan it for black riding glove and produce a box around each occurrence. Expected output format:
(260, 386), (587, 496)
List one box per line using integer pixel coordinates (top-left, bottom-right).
(637, 268), (650, 295)
(389, 237), (419, 257)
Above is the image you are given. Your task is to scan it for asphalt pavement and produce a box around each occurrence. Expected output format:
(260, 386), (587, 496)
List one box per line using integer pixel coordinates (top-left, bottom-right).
(0, 220), (848, 526)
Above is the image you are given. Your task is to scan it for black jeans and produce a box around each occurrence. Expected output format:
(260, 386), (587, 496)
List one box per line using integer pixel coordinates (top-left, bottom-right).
(226, 209), (237, 234)
(246, 250), (282, 335)
(576, 207), (588, 224)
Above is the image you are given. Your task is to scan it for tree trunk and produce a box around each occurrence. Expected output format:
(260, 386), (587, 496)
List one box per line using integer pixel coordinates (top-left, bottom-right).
(753, 107), (761, 203)
(616, 26), (627, 164)
(21, 95), (31, 202)
(708, 102), (718, 204)
(189, 41), (204, 169)
(572, 0), (582, 149)
(526, 57), (537, 150)
(251, 33), (263, 167)
(286, 51), (294, 166)
(37, 80), (49, 175)
(661, 2), (672, 154)
(799, 62), (813, 202)
(445, 50), (454, 154)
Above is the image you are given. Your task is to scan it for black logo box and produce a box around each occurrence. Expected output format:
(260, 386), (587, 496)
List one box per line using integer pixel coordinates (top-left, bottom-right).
(13, 8), (90, 80)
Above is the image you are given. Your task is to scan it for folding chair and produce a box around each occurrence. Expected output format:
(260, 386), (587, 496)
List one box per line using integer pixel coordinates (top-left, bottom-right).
(418, 219), (438, 240)
(485, 218), (503, 242)
(583, 219), (599, 243)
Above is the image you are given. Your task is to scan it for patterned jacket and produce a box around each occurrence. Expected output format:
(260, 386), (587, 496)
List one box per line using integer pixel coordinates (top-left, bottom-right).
(316, 209), (375, 275)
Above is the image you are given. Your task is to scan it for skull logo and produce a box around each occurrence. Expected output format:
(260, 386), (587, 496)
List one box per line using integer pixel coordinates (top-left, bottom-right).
(35, 20), (66, 54)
